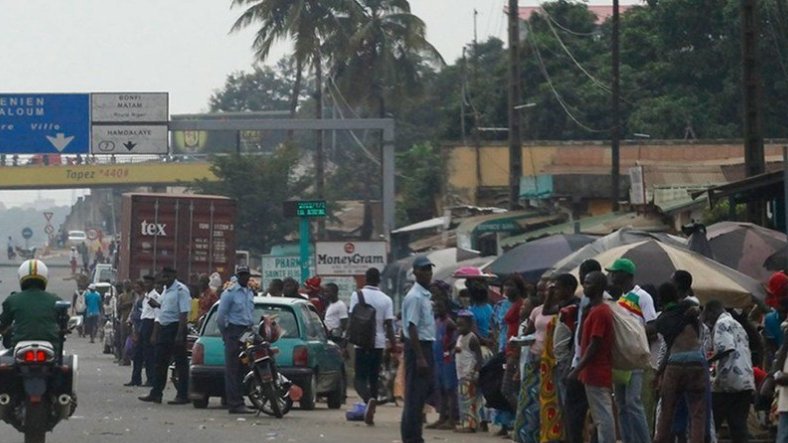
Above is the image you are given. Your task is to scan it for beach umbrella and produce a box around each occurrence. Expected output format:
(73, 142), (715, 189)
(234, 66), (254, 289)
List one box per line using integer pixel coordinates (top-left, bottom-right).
(565, 239), (765, 308)
(707, 222), (787, 281)
(548, 228), (687, 277)
(486, 234), (596, 283)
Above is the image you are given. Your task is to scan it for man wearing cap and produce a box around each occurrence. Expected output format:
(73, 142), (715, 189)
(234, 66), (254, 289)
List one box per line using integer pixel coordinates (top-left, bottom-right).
(401, 256), (436, 443)
(139, 266), (192, 405)
(607, 258), (656, 443)
(216, 267), (256, 414)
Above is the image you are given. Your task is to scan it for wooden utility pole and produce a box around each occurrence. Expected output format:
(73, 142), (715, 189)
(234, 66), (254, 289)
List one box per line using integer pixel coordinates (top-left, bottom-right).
(742, 0), (766, 224)
(314, 52), (325, 238)
(610, 0), (621, 212)
(507, 0), (523, 210)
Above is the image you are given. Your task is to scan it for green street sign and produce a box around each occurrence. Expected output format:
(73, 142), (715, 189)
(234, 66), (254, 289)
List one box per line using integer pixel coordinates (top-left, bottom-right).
(283, 200), (327, 218)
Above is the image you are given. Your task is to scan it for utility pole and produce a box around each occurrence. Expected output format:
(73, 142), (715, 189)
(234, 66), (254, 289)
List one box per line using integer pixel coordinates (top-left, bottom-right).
(742, 0), (765, 224)
(610, 0), (621, 212)
(507, 0), (523, 210)
(315, 51), (326, 238)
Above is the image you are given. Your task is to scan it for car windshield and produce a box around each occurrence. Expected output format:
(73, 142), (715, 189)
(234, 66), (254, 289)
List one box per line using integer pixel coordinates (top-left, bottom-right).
(202, 304), (299, 339)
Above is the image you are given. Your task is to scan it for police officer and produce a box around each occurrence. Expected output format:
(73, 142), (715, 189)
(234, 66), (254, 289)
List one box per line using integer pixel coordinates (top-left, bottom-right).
(216, 267), (255, 414)
(0, 260), (62, 352)
(139, 267), (191, 404)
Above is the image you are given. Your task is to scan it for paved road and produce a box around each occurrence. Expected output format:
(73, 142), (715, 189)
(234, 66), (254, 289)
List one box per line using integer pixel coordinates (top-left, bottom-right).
(0, 254), (497, 443)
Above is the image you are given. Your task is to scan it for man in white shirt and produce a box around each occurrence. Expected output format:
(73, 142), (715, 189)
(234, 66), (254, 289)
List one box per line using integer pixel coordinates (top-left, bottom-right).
(323, 283), (348, 339)
(349, 267), (395, 426)
(137, 274), (160, 387)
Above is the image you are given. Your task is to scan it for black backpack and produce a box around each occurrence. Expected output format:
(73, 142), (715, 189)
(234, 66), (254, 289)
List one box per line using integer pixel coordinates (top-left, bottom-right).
(348, 290), (376, 349)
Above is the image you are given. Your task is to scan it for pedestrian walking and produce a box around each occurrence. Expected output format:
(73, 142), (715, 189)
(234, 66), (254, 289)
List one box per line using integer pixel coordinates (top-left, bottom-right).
(400, 256), (436, 443)
(703, 300), (755, 443)
(84, 284), (102, 343)
(139, 266), (192, 405)
(349, 267), (395, 425)
(568, 271), (616, 443)
(216, 267), (256, 414)
(69, 247), (78, 275)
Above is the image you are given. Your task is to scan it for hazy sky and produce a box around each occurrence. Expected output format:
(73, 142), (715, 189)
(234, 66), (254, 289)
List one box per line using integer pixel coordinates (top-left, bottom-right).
(0, 0), (635, 208)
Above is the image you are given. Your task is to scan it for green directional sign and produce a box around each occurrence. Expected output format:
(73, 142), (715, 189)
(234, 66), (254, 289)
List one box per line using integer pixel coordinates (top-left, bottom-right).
(283, 200), (327, 218)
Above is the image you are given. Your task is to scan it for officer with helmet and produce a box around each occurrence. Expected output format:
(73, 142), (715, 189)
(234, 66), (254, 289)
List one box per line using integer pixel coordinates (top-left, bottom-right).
(0, 259), (63, 352)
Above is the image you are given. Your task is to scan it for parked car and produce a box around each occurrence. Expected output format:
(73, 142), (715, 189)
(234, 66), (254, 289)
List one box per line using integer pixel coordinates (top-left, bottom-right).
(189, 297), (346, 410)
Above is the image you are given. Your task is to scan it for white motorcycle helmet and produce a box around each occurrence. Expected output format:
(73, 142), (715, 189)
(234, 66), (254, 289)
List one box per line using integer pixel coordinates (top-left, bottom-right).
(17, 259), (49, 288)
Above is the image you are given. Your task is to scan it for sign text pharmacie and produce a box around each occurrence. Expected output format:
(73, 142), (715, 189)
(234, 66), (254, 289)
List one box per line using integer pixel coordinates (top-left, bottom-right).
(315, 241), (387, 276)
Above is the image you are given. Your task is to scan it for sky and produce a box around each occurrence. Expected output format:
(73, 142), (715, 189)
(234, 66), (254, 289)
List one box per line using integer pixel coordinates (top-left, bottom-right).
(0, 0), (637, 208)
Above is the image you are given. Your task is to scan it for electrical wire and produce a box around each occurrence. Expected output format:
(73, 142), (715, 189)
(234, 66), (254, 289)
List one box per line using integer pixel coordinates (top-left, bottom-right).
(527, 23), (609, 133)
(540, 5), (597, 37)
(326, 76), (383, 166)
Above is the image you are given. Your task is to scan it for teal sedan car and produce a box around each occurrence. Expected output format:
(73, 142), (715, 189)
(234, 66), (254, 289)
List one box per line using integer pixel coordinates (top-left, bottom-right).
(188, 297), (346, 410)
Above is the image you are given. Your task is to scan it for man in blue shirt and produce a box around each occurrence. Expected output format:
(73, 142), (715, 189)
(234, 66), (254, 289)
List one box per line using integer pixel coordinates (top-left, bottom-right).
(84, 284), (102, 344)
(216, 267), (256, 414)
(400, 256), (436, 443)
(139, 267), (191, 405)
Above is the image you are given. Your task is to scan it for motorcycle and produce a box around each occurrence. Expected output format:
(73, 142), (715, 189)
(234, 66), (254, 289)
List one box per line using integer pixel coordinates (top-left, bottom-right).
(239, 317), (293, 418)
(0, 301), (79, 443)
(15, 247), (36, 261)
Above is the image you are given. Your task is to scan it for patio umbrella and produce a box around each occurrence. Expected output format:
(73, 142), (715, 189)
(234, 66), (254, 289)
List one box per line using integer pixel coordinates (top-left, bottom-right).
(486, 234), (596, 283)
(548, 228), (687, 277)
(565, 239), (765, 308)
(707, 222), (787, 282)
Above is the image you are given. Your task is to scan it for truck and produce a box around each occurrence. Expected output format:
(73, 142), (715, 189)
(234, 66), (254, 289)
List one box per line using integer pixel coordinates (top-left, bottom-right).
(118, 193), (237, 282)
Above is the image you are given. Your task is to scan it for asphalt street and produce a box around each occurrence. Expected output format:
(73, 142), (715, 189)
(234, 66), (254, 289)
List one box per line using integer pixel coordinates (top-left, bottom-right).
(0, 253), (497, 443)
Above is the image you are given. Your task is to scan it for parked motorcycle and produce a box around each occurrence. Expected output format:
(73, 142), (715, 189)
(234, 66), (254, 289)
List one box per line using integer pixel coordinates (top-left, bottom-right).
(0, 301), (79, 443)
(15, 247), (36, 260)
(239, 317), (293, 418)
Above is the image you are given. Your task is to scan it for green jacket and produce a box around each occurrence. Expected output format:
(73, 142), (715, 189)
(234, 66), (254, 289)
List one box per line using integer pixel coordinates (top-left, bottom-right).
(0, 288), (62, 349)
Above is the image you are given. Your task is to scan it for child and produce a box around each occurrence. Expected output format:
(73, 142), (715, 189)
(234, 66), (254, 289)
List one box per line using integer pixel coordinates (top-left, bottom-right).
(427, 296), (458, 430)
(455, 309), (483, 433)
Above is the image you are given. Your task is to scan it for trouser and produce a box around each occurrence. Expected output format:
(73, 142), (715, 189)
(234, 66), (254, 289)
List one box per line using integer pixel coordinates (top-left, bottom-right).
(654, 363), (707, 443)
(354, 348), (383, 403)
(565, 377), (592, 443)
(400, 340), (435, 443)
(586, 385), (617, 443)
(130, 324), (143, 385)
(778, 412), (788, 443)
(85, 315), (99, 341)
(149, 323), (188, 400)
(712, 391), (752, 443)
(615, 369), (651, 443)
(138, 319), (155, 384)
(223, 324), (248, 409)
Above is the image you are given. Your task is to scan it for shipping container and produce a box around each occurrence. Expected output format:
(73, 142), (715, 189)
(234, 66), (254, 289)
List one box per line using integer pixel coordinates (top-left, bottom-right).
(118, 193), (237, 282)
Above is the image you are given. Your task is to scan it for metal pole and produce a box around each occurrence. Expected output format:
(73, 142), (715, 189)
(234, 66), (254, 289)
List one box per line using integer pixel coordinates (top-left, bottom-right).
(508, 0), (523, 210)
(382, 122), (396, 235)
(611, 0), (621, 212)
(299, 217), (310, 283)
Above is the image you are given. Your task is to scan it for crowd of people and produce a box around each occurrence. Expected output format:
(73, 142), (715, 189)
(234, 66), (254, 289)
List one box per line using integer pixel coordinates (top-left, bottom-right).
(394, 256), (788, 443)
(63, 253), (788, 443)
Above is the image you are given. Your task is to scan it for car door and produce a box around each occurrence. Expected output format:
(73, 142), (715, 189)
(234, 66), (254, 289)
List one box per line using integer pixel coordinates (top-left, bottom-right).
(301, 305), (342, 391)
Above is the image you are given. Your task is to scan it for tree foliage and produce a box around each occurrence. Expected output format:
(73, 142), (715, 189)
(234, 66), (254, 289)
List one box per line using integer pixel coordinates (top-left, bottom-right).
(191, 145), (311, 253)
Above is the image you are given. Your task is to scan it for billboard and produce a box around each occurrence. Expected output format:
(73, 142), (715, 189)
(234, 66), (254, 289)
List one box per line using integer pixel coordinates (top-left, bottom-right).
(315, 241), (387, 276)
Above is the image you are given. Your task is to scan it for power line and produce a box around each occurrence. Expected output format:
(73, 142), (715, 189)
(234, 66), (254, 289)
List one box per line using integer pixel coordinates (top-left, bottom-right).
(539, 5), (597, 37)
(527, 23), (609, 133)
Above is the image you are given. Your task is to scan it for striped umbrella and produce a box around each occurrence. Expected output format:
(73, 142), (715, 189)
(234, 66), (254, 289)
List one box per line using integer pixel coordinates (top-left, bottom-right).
(707, 222), (787, 282)
(565, 240), (765, 308)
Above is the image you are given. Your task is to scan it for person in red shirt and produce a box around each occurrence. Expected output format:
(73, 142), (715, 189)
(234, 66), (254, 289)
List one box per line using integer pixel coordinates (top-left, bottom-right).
(501, 274), (527, 410)
(567, 271), (616, 443)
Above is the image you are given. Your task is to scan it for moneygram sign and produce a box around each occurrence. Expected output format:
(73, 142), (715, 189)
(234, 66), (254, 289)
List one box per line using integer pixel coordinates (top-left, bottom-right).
(315, 242), (387, 276)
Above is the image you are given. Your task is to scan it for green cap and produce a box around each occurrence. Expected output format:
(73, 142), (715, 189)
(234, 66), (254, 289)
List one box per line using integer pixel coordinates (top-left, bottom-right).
(605, 258), (636, 275)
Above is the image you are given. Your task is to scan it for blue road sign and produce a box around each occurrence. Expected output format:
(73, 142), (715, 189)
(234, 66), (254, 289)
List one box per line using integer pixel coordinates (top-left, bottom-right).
(21, 227), (32, 240)
(0, 94), (90, 154)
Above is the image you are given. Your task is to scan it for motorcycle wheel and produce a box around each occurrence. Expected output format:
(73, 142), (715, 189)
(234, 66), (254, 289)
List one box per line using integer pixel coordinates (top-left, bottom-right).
(245, 377), (290, 418)
(24, 401), (47, 443)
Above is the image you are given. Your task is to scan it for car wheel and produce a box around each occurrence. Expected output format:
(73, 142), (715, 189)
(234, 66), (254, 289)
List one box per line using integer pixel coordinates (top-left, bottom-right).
(300, 372), (317, 410)
(326, 371), (345, 410)
(192, 396), (208, 409)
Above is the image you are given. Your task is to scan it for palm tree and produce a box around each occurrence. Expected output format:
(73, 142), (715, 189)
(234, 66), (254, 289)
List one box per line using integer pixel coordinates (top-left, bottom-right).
(329, 0), (444, 119)
(231, 0), (354, 238)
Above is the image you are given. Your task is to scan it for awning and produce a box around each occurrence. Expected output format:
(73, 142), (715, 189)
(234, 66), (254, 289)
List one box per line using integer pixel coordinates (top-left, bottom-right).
(456, 210), (566, 250)
(699, 170), (783, 205)
(391, 216), (446, 234)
